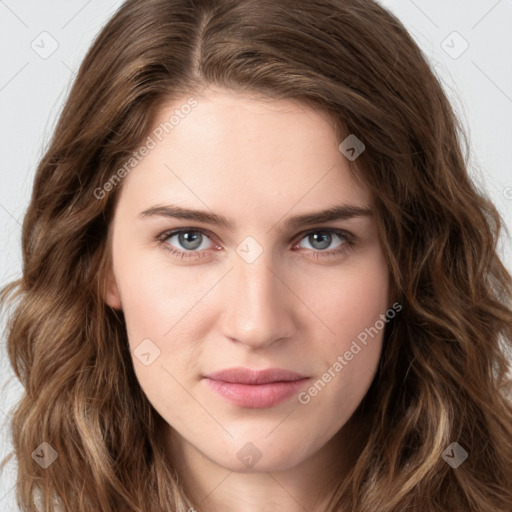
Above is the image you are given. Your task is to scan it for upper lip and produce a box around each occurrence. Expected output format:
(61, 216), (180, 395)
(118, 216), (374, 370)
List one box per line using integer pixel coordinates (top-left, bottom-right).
(204, 367), (307, 384)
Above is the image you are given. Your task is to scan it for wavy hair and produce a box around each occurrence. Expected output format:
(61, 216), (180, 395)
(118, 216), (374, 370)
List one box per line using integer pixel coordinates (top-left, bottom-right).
(1, 0), (512, 510)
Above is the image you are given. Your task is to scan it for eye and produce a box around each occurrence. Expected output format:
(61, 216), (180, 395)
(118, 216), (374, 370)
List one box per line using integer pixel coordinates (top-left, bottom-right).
(156, 228), (354, 260)
(293, 229), (353, 259)
(157, 229), (217, 259)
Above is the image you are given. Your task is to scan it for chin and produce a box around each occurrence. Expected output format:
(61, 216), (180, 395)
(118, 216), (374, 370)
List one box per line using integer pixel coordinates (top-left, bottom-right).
(207, 440), (312, 473)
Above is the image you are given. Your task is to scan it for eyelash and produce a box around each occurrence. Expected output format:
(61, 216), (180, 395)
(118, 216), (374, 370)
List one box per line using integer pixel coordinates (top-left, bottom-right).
(156, 228), (355, 260)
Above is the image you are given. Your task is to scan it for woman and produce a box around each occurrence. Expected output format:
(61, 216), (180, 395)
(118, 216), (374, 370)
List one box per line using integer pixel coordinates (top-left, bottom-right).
(1, 0), (511, 510)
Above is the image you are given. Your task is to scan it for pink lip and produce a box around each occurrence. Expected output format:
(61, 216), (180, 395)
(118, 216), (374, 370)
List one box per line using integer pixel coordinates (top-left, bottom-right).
(203, 367), (309, 408)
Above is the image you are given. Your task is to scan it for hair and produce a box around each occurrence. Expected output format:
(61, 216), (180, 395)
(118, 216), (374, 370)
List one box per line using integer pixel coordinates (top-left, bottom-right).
(1, 0), (512, 510)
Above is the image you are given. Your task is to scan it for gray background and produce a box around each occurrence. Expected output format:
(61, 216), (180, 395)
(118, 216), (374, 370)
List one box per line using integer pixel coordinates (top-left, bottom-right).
(1, 0), (511, 509)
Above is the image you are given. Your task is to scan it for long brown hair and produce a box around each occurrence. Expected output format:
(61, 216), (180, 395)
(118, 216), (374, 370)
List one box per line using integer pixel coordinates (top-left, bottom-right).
(1, 0), (511, 510)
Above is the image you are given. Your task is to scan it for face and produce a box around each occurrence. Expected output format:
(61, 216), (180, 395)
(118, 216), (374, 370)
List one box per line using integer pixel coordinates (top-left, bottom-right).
(104, 88), (390, 473)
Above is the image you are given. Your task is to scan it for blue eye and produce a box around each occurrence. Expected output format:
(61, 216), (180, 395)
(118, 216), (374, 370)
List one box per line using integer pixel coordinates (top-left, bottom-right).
(296, 230), (349, 253)
(166, 230), (212, 251)
(158, 229), (215, 259)
(157, 228), (354, 260)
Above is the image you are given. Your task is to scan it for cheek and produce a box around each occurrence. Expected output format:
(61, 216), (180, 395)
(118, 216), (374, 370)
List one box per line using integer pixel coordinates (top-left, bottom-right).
(113, 242), (206, 340)
(113, 254), (205, 420)
(299, 247), (389, 400)
(112, 244), (214, 384)
(302, 248), (390, 348)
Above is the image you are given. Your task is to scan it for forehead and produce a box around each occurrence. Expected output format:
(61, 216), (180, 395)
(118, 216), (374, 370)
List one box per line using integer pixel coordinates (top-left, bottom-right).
(115, 89), (371, 223)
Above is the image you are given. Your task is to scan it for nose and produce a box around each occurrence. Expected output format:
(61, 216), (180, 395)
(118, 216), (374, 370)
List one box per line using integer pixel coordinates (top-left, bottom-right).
(219, 252), (296, 350)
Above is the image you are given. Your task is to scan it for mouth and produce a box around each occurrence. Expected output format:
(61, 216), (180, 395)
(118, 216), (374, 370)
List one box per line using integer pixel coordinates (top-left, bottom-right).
(202, 367), (310, 409)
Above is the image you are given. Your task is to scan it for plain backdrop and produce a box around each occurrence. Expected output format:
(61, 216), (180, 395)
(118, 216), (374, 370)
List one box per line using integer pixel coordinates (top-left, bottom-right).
(1, 1), (511, 509)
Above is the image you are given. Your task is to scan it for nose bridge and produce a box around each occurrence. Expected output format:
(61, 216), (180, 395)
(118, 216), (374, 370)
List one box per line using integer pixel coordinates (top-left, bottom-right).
(221, 246), (294, 348)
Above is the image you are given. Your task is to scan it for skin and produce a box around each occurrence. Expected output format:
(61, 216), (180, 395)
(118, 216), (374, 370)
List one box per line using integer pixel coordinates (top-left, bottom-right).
(104, 88), (391, 512)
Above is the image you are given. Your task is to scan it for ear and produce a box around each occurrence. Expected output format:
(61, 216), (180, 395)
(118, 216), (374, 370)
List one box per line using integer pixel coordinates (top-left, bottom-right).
(103, 265), (123, 310)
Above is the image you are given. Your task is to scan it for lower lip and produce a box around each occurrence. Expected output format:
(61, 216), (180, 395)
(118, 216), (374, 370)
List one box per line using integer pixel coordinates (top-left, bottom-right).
(204, 378), (309, 408)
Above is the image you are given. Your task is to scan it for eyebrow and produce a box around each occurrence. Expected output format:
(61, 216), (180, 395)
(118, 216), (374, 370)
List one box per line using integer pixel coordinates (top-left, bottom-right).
(138, 203), (372, 231)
